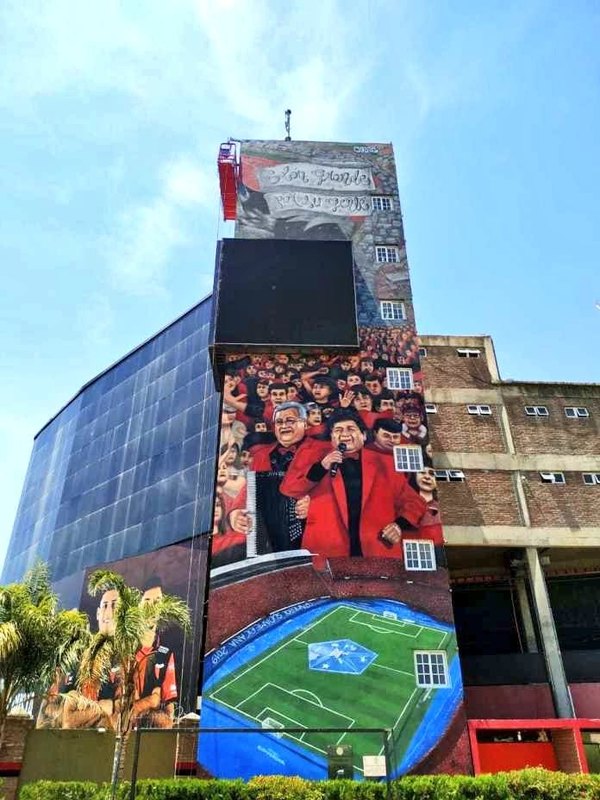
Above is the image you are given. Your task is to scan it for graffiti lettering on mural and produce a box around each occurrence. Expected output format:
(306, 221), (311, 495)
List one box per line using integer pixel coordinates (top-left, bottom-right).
(265, 191), (372, 217)
(257, 163), (375, 192)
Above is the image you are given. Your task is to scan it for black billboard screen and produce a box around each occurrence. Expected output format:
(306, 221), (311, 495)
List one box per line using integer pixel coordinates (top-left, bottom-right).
(211, 239), (358, 351)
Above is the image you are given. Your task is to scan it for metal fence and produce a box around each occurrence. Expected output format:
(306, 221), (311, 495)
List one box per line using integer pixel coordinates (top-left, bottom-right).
(129, 725), (396, 799)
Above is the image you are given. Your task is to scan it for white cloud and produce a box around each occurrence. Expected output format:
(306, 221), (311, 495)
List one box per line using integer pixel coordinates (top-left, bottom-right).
(1, 0), (377, 298)
(163, 158), (213, 207)
(106, 155), (216, 297)
(192, 0), (372, 139)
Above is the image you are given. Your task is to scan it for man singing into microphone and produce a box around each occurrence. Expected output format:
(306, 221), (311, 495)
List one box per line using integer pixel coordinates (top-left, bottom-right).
(280, 409), (426, 559)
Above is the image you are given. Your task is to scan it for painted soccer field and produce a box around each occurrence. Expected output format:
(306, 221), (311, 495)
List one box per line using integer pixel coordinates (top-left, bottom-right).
(207, 603), (457, 771)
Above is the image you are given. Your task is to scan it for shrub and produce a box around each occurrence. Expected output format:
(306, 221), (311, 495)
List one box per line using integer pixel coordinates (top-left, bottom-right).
(18, 769), (600, 800)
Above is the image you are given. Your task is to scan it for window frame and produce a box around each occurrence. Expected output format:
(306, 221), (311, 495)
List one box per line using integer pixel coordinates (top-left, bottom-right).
(403, 539), (436, 571)
(425, 403), (438, 414)
(525, 406), (549, 417)
(456, 348), (481, 358)
(467, 404), (492, 416)
(386, 367), (414, 391)
(582, 473), (600, 486)
(419, 347), (428, 357)
(434, 469), (465, 482)
(393, 445), (424, 473)
(414, 650), (450, 688)
(380, 300), (406, 322)
(540, 472), (566, 485)
(565, 406), (589, 418)
(371, 195), (393, 212)
(375, 245), (400, 263)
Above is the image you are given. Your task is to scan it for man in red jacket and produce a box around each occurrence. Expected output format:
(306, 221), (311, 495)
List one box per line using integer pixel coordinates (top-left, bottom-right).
(280, 409), (426, 559)
(229, 402), (310, 554)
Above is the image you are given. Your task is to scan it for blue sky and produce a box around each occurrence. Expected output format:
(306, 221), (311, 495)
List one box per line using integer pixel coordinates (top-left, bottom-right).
(1, 0), (599, 567)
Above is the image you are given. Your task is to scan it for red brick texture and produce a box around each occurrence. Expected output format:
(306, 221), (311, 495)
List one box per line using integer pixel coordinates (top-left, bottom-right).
(505, 396), (600, 455)
(523, 472), (600, 528)
(552, 728), (583, 773)
(428, 404), (507, 454)
(436, 472), (522, 527)
(206, 559), (455, 650)
(422, 348), (493, 390)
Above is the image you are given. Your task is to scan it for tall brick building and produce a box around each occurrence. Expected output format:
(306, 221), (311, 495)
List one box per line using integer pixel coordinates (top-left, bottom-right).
(421, 334), (600, 772)
(3, 138), (600, 779)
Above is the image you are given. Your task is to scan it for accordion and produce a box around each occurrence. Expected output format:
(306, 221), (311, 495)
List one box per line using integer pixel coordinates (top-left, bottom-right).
(246, 470), (304, 557)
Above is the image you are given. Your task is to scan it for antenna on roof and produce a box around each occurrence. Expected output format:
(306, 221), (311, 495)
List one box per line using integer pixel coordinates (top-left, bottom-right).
(284, 109), (292, 141)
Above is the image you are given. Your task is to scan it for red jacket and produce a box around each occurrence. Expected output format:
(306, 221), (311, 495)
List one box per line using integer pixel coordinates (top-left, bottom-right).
(280, 440), (426, 559)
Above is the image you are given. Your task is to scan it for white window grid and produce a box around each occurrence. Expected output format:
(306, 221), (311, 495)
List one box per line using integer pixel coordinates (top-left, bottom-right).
(540, 472), (565, 485)
(425, 403), (438, 414)
(414, 651), (449, 688)
(467, 404), (492, 416)
(419, 347), (427, 357)
(456, 348), (481, 358)
(393, 445), (424, 473)
(404, 540), (436, 571)
(386, 367), (413, 391)
(380, 300), (406, 322)
(375, 245), (400, 263)
(435, 469), (465, 482)
(525, 406), (549, 417)
(565, 407), (589, 418)
(583, 474), (600, 486)
(372, 196), (393, 212)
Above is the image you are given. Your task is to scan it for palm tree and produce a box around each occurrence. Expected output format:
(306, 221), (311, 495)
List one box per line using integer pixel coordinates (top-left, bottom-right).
(78, 569), (190, 798)
(0, 561), (90, 748)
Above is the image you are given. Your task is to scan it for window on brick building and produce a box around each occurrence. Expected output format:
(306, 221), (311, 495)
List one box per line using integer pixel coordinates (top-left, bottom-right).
(525, 406), (549, 417)
(380, 300), (406, 321)
(394, 445), (424, 472)
(425, 403), (437, 414)
(386, 367), (413, 391)
(456, 348), (480, 358)
(404, 540), (436, 571)
(540, 472), (565, 484)
(565, 407), (589, 418)
(375, 245), (400, 263)
(419, 346), (427, 357)
(467, 404), (492, 416)
(582, 474), (600, 485)
(435, 469), (465, 482)
(372, 196), (393, 211)
(414, 651), (449, 688)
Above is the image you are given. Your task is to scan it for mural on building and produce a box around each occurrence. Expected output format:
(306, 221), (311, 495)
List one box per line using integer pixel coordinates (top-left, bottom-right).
(213, 348), (439, 567)
(37, 539), (206, 731)
(200, 141), (470, 778)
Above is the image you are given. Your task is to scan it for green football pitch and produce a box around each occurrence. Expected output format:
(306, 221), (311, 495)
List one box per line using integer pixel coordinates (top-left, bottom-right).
(208, 604), (457, 771)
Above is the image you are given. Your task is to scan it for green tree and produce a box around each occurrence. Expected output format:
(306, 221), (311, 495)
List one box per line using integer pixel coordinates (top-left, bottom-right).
(0, 561), (90, 747)
(78, 569), (191, 798)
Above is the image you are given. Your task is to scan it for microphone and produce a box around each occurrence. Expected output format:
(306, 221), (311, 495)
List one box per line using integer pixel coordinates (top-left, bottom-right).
(377, 531), (394, 549)
(330, 443), (347, 478)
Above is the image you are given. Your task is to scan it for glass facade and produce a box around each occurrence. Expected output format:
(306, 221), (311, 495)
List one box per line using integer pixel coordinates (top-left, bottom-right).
(2, 297), (219, 584)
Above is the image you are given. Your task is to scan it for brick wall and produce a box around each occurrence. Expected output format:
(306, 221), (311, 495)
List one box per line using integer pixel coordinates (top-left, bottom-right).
(522, 472), (600, 527)
(422, 347), (493, 390)
(552, 728), (583, 773)
(437, 471), (521, 526)
(429, 404), (507, 454)
(505, 396), (600, 455)
(0, 717), (34, 800)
